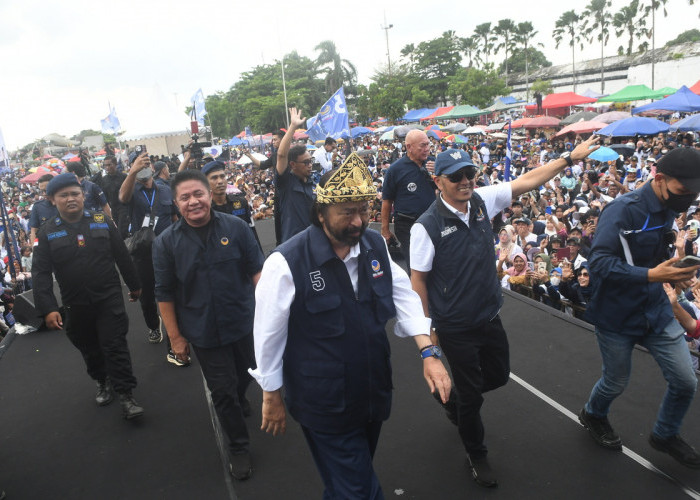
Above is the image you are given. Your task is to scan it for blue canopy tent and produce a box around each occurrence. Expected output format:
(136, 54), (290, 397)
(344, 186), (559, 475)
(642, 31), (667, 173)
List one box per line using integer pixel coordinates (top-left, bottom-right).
(402, 108), (431, 121)
(596, 116), (669, 136)
(350, 126), (373, 138)
(632, 86), (700, 114)
(669, 114), (700, 132)
(414, 108), (439, 121)
(228, 137), (247, 146)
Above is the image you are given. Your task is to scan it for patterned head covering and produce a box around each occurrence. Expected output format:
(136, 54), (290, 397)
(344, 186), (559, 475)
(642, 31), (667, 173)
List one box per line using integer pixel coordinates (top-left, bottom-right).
(315, 152), (377, 204)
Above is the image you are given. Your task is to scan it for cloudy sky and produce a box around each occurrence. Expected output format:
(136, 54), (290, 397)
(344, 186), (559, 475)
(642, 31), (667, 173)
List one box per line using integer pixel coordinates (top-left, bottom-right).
(0, 0), (697, 149)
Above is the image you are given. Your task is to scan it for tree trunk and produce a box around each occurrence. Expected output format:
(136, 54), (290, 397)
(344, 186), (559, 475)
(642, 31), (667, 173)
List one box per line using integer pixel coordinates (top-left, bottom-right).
(600, 31), (605, 93)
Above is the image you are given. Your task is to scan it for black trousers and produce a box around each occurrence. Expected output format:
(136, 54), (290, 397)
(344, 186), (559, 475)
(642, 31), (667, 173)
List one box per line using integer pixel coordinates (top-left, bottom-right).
(393, 216), (416, 272)
(133, 253), (160, 331)
(192, 334), (255, 454)
(437, 315), (510, 459)
(64, 293), (137, 393)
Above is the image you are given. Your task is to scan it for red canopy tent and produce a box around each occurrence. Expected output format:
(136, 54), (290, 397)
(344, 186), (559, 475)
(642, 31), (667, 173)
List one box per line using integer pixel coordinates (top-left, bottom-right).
(542, 92), (598, 109)
(690, 79), (700, 95)
(420, 106), (454, 121)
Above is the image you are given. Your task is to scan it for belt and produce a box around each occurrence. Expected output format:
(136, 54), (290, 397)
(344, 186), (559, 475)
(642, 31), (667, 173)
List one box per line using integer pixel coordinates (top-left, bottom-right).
(395, 212), (418, 222)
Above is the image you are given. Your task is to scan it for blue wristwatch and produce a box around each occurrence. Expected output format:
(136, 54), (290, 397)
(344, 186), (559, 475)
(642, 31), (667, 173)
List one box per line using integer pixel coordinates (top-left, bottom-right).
(420, 345), (442, 359)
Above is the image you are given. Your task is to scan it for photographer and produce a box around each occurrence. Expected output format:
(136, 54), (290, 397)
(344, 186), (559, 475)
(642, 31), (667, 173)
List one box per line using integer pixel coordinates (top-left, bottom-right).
(312, 137), (338, 175)
(119, 151), (178, 350)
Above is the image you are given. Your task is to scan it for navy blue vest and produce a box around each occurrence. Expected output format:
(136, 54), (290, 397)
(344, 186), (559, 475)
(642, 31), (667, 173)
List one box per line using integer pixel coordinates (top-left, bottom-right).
(277, 225), (396, 433)
(417, 192), (502, 330)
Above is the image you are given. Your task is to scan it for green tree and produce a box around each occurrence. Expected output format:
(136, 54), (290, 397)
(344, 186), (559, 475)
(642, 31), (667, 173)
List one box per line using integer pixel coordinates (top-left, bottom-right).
(474, 22), (494, 66)
(448, 67), (510, 108)
(492, 19), (517, 85)
(513, 21), (543, 101)
(582, 0), (614, 93)
(460, 35), (482, 68)
(613, 0), (649, 56)
(553, 10), (584, 92)
(644, 0), (668, 88)
(314, 40), (358, 96)
(400, 31), (462, 106)
(666, 28), (700, 46)
(499, 47), (551, 75)
(531, 79), (554, 96)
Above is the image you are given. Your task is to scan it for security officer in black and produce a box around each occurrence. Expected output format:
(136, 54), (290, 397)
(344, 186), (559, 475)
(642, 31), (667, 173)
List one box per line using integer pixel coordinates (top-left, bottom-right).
(201, 160), (263, 251)
(32, 173), (145, 420)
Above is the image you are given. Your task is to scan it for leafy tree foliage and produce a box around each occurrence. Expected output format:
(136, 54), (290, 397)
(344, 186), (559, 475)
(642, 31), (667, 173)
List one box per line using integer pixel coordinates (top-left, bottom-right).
(666, 28), (700, 46)
(449, 67), (511, 108)
(498, 48), (552, 75)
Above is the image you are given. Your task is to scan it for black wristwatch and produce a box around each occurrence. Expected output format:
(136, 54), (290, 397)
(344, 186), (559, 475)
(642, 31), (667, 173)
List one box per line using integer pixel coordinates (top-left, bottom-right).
(560, 151), (574, 167)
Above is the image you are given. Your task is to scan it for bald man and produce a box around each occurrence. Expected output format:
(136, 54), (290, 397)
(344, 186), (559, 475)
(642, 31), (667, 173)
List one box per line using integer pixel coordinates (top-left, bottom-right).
(381, 130), (436, 270)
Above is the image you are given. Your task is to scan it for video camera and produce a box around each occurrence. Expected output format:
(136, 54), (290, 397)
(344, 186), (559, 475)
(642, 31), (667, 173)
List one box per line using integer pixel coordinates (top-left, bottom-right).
(182, 121), (212, 169)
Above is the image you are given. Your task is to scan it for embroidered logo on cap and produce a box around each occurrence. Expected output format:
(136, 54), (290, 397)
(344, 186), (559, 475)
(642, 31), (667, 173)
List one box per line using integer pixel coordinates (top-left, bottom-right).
(450, 151), (462, 160)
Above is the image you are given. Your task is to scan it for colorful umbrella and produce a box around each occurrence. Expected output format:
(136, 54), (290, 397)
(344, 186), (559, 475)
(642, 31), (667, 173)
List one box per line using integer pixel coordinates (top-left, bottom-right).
(523, 116), (561, 129)
(588, 146), (620, 162)
(555, 120), (608, 137)
(597, 116), (669, 136)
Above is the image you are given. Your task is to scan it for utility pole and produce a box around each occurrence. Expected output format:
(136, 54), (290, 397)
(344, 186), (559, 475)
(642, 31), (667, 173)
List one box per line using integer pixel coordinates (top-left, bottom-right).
(381, 12), (393, 74)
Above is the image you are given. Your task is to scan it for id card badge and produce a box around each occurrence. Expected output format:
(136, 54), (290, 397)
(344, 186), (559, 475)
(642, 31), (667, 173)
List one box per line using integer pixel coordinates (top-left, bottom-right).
(142, 216), (150, 228)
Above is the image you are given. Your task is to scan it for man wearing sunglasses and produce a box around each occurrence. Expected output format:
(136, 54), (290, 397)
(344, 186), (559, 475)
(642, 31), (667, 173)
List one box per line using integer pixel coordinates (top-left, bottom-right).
(409, 136), (600, 487)
(580, 148), (700, 469)
(276, 107), (316, 243)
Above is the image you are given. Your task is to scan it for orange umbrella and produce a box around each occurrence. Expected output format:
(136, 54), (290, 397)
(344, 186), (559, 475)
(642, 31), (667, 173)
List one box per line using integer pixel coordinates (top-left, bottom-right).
(555, 120), (608, 137)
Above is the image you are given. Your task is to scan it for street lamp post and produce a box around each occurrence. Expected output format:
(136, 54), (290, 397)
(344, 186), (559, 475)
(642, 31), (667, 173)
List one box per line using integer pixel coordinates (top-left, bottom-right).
(381, 12), (393, 74)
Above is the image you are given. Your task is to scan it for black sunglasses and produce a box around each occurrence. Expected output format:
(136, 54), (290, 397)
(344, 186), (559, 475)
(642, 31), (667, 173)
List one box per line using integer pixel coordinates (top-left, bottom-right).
(443, 167), (477, 183)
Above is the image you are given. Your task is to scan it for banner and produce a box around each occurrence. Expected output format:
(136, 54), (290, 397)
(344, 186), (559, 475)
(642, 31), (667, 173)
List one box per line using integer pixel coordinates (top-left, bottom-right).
(191, 88), (207, 125)
(0, 127), (8, 168)
(306, 87), (350, 143)
(100, 105), (121, 134)
(504, 119), (512, 182)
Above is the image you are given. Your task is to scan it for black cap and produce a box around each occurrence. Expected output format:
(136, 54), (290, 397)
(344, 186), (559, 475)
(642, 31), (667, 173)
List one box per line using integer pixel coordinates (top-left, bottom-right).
(202, 160), (225, 176)
(513, 216), (531, 225)
(153, 161), (167, 177)
(567, 237), (581, 245)
(657, 148), (700, 192)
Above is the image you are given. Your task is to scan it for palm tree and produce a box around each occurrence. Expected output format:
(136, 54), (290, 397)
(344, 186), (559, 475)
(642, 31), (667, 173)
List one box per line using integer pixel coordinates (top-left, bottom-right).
(314, 40), (358, 95)
(461, 35), (482, 68)
(553, 10), (584, 92)
(614, 0), (649, 56)
(493, 19), (517, 85)
(515, 22), (541, 101)
(582, 0), (613, 93)
(644, 0), (668, 88)
(474, 22), (494, 67)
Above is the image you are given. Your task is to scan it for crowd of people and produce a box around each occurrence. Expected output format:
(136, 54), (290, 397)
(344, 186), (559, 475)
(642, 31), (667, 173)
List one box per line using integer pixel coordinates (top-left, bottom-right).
(3, 105), (700, 495)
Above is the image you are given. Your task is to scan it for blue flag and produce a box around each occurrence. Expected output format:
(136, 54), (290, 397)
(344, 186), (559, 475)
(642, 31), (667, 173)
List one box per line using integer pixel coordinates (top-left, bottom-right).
(191, 89), (207, 125)
(504, 120), (512, 182)
(306, 87), (350, 143)
(100, 105), (121, 134)
(0, 127), (8, 168)
(245, 126), (253, 138)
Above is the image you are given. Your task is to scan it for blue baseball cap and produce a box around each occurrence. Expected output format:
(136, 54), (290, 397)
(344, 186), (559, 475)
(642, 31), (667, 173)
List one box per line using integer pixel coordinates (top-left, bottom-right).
(435, 148), (476, 176)
(202, 160), (225, 176)
(46, 173), (80, 196)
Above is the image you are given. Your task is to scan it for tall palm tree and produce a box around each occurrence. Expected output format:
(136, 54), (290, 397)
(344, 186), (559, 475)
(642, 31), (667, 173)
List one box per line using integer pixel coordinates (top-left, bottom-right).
(553, 10), (584, 92)
(613, 0), (649, 56)
(314, 40), (358, 95)
(515, 21), (541, 101)
(583, 0), (613, 93)
(474, 22), (494, 67)
(493, 19), (517, 85)
(644, 0), (668, 88)
(461, 35), (482, 68)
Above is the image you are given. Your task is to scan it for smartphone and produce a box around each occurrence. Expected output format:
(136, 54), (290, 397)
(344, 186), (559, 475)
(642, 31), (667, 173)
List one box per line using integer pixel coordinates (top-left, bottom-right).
(134, 144), (147, 154)
(527, 262), (534, 271)
(545, 206), (552, 215)
(537, 262), (547, 273)
(556, 248), (571, 261)
(674, 255), (700, 268)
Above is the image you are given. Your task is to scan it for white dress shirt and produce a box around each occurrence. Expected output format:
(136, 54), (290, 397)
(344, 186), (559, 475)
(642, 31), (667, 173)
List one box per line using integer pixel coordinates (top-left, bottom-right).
(313, 147), (334, 174)
(250, 239), (431, 392)
(410, 183), (513, 272)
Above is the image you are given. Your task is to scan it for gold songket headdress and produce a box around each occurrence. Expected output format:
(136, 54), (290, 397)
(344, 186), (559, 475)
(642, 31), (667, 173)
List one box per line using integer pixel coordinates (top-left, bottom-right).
(315, 152), (377, 204)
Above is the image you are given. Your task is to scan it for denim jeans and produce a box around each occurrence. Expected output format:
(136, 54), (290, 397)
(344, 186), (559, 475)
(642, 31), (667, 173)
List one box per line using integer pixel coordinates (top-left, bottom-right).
(585, 319), (698, 438)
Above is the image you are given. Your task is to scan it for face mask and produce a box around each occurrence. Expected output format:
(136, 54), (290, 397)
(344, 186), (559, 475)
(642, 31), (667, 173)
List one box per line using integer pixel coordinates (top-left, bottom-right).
(550, 277), (561, 286)
(136, 167), (154, 182)
(663, 183), (697, 213)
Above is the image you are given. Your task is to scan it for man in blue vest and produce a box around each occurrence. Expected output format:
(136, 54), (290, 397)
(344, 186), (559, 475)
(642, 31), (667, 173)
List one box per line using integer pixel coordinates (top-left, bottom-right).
(251, 153), (451, 499)
(410, 137), (600, 488)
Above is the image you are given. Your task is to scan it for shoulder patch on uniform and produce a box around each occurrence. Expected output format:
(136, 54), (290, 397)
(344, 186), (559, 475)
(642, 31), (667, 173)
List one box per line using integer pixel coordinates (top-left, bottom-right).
(233, 201), (242, 209)
(93, 214), (105, 223)
(47, 230), (68, 240)
(90, 222), (109, 230)
(83, 210), (91, 217)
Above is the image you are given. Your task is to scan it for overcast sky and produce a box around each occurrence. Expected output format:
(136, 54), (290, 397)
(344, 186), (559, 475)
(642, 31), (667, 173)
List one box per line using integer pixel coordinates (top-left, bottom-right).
(0, 0), (697, 149)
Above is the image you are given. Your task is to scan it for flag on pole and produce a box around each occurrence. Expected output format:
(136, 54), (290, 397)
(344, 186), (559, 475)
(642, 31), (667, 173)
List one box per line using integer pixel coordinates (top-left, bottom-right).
(0, 127), (9, 169)
(245, 126), (253, 138)
(191, 88), (207, 125)
(504, 119), (512, 182)
(306, 87), (350, 143)
(100, 105), (121, 135)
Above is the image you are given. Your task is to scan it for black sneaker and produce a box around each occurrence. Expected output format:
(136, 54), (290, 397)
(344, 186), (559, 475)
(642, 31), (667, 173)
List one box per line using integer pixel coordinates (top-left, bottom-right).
(166, 350), (191, 367)
(95, 379), (114, 406)
(579, 408), (622, 450)
(147, 329), (163, 344)
(649, 434), (700, 469)
(467, 455), (498, 488)
(118, 392), (145, 420)
(229, 452), (252, 480)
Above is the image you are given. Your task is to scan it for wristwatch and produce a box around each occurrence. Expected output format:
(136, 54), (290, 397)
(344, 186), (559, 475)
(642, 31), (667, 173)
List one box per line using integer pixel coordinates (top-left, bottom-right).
(420, 345), (443, 359)
(560, 151), (574, 167)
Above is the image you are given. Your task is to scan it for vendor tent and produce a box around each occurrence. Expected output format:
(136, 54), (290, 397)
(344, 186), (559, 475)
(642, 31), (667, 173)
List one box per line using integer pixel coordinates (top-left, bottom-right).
(596, 111), (632, 123)
(555, 120), (608, 137)
(561, 111), (600, 125)
(691, 80), (700, 95)
(632, 86), (700, 114)
(439, 105), (485, 119)
(523, 116), (561, 128)
(541, 92), (597, 109)
(669, 114), (700, 132)
(421, 107), (454, 120)
(598, 85), (659, 103)
(401, 108), (431, 121)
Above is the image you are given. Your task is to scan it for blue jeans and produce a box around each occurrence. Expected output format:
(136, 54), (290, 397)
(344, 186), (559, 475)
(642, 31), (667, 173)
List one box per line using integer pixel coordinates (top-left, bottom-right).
(585, 319), (697, 438)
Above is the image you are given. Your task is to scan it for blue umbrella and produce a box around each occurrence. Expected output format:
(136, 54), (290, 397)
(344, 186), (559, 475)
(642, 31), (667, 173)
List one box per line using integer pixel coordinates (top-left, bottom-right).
(588, 146), (620, 162)
(228, 137), (246, 146)
(597, 116), (669, 136)
(350, 126), (372, 138)
(670, 114), (700, 132)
